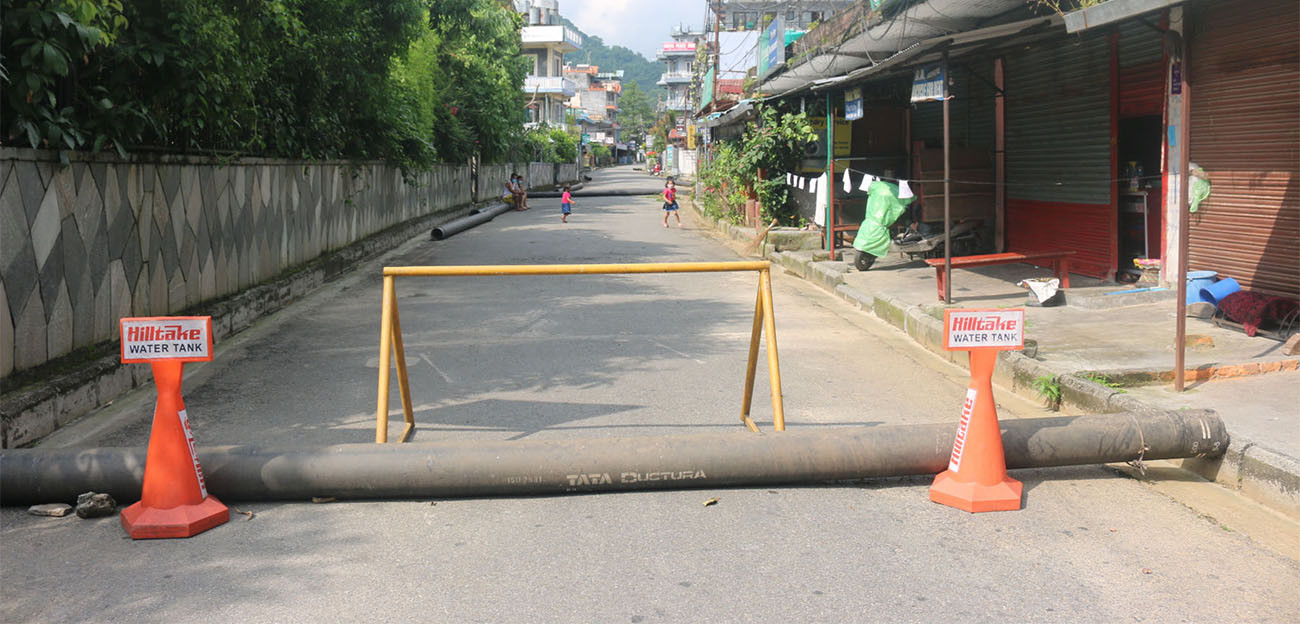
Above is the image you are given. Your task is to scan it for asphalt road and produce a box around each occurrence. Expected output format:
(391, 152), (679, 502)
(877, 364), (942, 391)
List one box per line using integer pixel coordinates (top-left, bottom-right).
(4, 165), (1298, 622)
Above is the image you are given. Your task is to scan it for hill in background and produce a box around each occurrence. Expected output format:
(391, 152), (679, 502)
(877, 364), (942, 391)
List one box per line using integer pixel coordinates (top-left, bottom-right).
(560, 17), (665, 97)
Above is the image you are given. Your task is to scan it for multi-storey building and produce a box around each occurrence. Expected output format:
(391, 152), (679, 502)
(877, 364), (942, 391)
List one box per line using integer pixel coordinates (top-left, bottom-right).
(656, 26), (701, 113)
(517, 0), (583, 128)
(565, 65), (623, 155)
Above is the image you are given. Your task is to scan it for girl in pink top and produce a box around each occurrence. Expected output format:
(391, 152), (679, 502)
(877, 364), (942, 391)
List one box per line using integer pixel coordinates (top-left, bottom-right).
(561, 186), (573, 223)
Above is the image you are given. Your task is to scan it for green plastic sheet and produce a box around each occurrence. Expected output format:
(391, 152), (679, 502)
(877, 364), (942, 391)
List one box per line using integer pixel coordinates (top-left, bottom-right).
(852, 181), (915, 258)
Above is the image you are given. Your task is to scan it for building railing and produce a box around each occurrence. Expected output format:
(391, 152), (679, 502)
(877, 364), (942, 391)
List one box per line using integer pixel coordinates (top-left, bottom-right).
(523, 76), (577, 97)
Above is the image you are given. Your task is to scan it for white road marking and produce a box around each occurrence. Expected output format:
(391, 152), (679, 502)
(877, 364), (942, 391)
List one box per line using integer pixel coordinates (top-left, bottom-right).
(421, 353), (454, 383)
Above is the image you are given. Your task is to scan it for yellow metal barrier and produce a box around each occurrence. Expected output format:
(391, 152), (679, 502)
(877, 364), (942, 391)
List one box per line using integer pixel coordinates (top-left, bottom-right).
(375, 261), (786, 443)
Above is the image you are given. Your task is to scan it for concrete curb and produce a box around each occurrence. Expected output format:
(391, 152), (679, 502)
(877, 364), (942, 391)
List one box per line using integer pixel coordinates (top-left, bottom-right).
(740, 227), (1299, 519)
(1, 201), (478, 448)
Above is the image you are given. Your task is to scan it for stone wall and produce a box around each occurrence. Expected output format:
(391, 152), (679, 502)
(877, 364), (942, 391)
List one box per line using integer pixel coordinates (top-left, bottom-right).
(556, 164), (580, 185)
(1, 148), (472, 380)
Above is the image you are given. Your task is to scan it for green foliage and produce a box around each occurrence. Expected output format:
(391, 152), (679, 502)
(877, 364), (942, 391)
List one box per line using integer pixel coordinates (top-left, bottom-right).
(1083, 373), (1126, 393)
(697, 141), (747, 223)
(1032, 375), (1062, 409)
(550, 128), (577, 163)
(1, 0), (527, 171)
(589, 143), (611, 166)
(698, 105), (816, 225)
(618, 80), (655, 143)
(2, 0), (140, 158)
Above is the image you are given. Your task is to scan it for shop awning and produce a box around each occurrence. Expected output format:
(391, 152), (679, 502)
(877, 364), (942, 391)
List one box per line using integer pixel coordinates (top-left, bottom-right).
(757, 0), (1039, 96)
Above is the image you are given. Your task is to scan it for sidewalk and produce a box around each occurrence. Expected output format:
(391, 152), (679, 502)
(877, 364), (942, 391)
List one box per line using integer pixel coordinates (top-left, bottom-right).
(702, 212), (1299, 520)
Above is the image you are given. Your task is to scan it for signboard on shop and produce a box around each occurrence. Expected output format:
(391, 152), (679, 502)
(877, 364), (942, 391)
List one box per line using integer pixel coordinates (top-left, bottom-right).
(844, 87), (863, 121)
(911, 64), (947, 103)
(758, 16), (785, 81)
(662, 41), (696, 53)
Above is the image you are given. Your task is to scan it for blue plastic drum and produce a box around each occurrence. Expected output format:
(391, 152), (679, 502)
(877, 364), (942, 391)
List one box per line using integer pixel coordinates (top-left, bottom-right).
(1200, 277), (1241, 305)
(1186, 270), (1218, 304)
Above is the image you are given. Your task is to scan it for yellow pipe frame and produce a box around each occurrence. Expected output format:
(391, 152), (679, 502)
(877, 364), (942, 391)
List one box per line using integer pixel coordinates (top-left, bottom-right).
(375, 261), (786, 443)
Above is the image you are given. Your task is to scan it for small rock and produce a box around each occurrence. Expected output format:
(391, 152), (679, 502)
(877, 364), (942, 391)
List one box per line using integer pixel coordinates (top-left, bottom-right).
(1186, 302), (1216, 319)
(75, 492), (118, 518)
(28, 503), (74, 517)
(1282, 334), (1300, 356)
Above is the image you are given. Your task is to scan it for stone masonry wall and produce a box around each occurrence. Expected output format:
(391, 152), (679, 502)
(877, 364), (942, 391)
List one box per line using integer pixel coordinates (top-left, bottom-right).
(0, 148), (472, 380)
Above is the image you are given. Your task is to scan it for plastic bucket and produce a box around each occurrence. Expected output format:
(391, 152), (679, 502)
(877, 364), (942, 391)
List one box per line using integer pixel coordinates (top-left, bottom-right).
(1200, 277), (1242, 305)
(1186, 270), (1218, 304)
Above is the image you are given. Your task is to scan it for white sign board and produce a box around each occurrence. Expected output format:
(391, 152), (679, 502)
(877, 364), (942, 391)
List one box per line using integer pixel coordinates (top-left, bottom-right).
(120, 316), (214, 363)
(944, 309), (1024, 351)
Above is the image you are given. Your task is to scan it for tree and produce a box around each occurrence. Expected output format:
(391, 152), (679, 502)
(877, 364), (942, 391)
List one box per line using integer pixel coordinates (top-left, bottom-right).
(618, 80), (654, 142)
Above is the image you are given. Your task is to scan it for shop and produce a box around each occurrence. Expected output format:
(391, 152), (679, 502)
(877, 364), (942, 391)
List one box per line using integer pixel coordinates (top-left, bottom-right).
(1186, 0), (1299, 297)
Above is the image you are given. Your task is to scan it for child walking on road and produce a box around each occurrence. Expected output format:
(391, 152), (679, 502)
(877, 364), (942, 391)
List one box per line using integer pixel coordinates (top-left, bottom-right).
(561, 185), (573, 223)
(662, 178), (681, 228)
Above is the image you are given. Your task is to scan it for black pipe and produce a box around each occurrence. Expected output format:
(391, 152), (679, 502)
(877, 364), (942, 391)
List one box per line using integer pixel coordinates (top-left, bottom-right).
(431, 201), (516, 240)
(0, 410), (1226, 505)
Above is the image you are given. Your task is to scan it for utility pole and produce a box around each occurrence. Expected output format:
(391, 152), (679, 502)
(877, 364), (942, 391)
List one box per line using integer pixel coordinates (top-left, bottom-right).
(712, 0), (721, 108)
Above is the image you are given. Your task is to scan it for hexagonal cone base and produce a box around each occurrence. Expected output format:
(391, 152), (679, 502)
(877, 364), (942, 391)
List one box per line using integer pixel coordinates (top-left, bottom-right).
(120, 496), (229, 539)
(929, 471), (1023, 513)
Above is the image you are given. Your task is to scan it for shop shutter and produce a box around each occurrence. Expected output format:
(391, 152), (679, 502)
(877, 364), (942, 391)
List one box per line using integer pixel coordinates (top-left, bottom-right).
(1005, 32), (1114, 278)
(911, 64), (996, 149)
(1118, 20), (1164, 117)
(1188, 0), (1299, 297)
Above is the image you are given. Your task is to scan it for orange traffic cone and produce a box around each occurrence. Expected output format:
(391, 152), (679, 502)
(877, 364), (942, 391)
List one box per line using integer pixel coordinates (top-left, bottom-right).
(929, 349), (1023, 512)
(120, 361), (228, 538)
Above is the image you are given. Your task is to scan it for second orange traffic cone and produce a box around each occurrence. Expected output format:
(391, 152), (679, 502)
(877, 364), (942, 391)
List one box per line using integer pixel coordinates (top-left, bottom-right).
(929, 349), (1023, 512)
(120, 360), (229, 539)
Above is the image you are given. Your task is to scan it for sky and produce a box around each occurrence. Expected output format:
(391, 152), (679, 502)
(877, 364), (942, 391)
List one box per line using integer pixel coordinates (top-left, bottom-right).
(558, 0), (707, 60)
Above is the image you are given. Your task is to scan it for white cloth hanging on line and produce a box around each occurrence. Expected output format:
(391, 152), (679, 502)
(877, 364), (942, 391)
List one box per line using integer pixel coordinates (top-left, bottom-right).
(898, 180), (914, 199)
(858, 173), (875, 191)
(842, 169), (852, 194)
(813, 173), (829, 226)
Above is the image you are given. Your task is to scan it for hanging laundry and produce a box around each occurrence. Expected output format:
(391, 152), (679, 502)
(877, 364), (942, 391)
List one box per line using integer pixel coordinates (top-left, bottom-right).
(858, 173), (875, 192)
(809, 177), (818, 194)
(898, 180), (914, 199)
(813, 173), (829, 226)
(842, 168), (853, 194)
(786, 173), (793, 186)
(798, 177), (806, 190)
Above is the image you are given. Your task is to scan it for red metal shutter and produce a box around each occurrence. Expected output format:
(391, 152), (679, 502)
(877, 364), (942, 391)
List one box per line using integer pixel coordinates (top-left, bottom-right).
(1188, 0), (1300, 297)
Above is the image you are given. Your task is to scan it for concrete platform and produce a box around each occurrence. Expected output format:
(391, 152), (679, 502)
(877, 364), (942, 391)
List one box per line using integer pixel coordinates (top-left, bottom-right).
(700, 208), (1299, 520)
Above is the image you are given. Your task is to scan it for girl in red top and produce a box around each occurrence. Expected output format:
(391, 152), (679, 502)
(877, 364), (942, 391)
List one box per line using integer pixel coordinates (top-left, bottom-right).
(662, 178), (681, 228)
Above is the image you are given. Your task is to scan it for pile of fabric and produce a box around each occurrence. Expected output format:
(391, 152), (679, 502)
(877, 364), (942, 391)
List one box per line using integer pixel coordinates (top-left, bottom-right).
(1216, 291), (1300, 337)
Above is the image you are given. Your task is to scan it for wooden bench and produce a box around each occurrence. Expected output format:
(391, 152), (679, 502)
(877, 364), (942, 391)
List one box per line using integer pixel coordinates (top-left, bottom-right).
(924, 251), (1076, 302)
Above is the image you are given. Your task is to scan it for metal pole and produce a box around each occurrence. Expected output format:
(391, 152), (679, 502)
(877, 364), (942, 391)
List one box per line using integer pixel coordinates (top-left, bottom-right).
(1174, 45), (1192, 392)
(825, 93), (834, 258)
(740, 282), (764, 433)
(942, 51), (952, 304)
(375, 275), (395, 443)
(759, 268), (786, 431)
(0, 411), (1227, 505)
(384, 261), (771, 277)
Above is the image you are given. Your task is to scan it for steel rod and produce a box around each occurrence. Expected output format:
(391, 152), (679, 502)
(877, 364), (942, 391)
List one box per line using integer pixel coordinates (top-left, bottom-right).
(384, 261), (771, 277)
(375, 275), (396, 443)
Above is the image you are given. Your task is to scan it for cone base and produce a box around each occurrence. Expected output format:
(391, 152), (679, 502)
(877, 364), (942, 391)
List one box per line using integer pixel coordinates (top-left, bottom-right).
(120, 495), (229, 539)
(929, 471), (1023, 513)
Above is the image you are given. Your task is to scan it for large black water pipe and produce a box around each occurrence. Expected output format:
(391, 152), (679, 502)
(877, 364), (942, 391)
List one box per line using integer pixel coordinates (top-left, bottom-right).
(0, 410), (1225, 505)
(430, 203), (515, 241)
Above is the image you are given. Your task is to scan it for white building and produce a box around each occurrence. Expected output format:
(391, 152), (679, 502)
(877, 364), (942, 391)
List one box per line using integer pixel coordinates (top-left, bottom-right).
(518, 0), (583, 128)
(656, 26), (701, 113)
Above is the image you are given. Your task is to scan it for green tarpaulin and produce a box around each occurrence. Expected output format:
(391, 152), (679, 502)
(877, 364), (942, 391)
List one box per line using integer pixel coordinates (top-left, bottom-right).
(853, 181), (915, 258)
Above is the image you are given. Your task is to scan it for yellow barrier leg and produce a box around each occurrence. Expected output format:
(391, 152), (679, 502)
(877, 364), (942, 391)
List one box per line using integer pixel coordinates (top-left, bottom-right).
(760, 269), (786, 431)
(375, 275), (396, 443)
(740, 282), (764, 433)
(390, 286), (416, 443)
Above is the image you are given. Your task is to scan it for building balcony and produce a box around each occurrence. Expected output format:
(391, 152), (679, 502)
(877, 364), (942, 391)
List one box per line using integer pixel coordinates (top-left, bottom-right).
(523, 76), (577, 98)
(521, 25), (583, 53)
(657, 71), (694, 85)
(655, 41), (698, 60)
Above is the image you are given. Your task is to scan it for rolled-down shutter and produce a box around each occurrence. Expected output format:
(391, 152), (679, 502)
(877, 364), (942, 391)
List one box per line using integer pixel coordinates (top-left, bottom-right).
(1005, 32), (1114, 278)
(1188, 0), (1300, 297)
